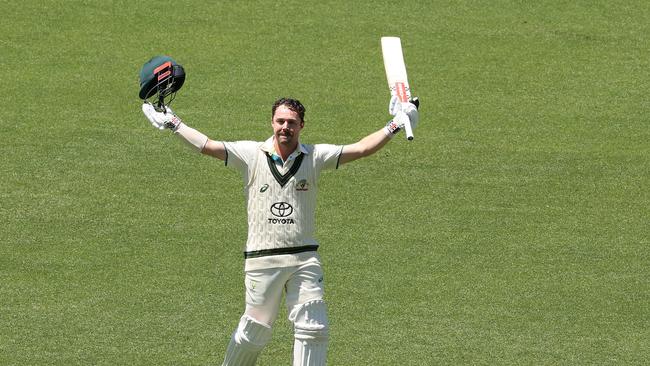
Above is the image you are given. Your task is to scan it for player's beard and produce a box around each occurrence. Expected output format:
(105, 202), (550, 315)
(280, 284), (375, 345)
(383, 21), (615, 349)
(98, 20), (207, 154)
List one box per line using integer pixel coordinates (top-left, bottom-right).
(276, 129), (295, 145)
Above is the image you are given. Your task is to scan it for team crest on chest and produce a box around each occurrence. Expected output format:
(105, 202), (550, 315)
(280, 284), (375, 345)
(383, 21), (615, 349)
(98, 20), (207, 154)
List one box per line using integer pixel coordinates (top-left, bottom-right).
(296, 179), (309, 191)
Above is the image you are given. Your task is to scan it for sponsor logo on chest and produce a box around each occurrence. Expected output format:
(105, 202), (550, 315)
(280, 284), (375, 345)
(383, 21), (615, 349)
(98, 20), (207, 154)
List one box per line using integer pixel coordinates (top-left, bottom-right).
(269, 201), (295, 225)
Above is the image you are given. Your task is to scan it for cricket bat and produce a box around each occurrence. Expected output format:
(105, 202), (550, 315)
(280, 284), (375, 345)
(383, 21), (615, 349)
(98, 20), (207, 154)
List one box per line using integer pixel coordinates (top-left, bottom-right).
(381, 36), (414, 140)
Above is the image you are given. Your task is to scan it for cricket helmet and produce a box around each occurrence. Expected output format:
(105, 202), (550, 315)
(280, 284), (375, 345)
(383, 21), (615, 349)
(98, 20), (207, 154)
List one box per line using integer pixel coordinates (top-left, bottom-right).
(138, 55), (185, 100)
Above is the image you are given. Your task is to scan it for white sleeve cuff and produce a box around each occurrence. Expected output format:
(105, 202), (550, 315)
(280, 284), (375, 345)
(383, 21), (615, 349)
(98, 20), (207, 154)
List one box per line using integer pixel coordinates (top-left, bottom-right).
(174, 123), (209, 152)
(383, 125), (397, 138)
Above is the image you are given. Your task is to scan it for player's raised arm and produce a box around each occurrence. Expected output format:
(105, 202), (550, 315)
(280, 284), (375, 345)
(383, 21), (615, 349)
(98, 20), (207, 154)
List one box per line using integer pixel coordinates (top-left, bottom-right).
(339, 96), (419, 166)
(138, 56), (227, 161)
(141, 103), (227, 161)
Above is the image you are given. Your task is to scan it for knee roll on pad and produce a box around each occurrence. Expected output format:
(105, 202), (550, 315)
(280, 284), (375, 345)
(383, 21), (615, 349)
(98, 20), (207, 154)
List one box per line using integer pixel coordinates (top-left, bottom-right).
(234, 315), (273, 350)
(290, 300), (329, 366)
(222, 315), (273, 366)
(290, 299), (329, 340)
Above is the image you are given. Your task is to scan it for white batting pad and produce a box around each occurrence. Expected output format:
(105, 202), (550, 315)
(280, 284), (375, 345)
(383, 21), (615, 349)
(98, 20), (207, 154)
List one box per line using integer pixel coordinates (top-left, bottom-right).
(222, 315), (273, 366)
(290, 299), (329, 366)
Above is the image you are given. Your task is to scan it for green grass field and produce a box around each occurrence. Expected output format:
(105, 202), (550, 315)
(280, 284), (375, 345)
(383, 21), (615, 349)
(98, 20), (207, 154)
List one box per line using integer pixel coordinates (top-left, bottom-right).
(1, 1), (648, 364)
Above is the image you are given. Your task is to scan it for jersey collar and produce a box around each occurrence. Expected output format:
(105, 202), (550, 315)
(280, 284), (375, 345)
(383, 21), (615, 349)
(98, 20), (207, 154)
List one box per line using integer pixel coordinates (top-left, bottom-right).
(261, 136), (309, 163)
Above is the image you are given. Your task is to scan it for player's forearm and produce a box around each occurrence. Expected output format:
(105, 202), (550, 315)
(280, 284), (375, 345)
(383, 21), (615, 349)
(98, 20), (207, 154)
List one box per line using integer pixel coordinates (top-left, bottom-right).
(141, 103), (227, 160)
(339, 128), (392, 165)
(174, 123), (227, 160)
(357, 128), (393, 155)
(174, 123), (208, 152)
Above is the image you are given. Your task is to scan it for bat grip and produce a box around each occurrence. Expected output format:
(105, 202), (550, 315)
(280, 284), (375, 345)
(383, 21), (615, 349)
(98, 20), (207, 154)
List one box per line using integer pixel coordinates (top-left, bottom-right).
(404, 118), (414, 140)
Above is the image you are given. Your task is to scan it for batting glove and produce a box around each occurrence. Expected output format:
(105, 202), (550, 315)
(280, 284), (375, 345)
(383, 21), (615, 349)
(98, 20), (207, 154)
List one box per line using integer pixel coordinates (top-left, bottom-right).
(388, 95), (420, 115)
(142, 102), (182, 131)
(384, 112), (409, 136)
(384, 97), (419, 137)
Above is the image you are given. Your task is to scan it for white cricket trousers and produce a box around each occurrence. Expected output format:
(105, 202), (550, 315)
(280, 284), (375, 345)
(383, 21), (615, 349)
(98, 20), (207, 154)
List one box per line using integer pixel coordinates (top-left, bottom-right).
(221, 261), (329, 366)
(244, 261), (325, 326)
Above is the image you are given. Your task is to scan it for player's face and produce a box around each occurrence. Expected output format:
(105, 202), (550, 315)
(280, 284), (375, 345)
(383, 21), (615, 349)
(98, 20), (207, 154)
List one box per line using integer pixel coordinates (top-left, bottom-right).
(272, 105), (304, 146)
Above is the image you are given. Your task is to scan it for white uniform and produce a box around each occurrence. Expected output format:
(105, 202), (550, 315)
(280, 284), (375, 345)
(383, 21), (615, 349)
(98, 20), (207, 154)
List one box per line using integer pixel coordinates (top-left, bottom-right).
(221, 136), (341, 366)
(223, 136), (342, 271)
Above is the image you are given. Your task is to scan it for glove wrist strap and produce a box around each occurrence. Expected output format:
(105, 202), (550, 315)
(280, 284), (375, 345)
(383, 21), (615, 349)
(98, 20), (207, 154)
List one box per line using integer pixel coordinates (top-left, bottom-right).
(383, 119), (401, 138)
(165, 114), (182, 131)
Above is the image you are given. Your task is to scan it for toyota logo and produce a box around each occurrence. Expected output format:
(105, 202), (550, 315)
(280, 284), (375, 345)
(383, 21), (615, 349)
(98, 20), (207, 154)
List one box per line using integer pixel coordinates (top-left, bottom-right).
(270, 202), (293, 217)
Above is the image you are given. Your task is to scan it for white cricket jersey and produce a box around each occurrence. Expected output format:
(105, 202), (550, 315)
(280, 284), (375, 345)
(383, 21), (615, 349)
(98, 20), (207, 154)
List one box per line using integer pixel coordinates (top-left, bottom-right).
(223, 137), (342, 271)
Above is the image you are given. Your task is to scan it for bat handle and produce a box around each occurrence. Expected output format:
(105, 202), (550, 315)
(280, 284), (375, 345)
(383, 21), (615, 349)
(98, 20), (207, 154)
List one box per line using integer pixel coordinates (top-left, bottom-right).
(404, 118), (414, 141)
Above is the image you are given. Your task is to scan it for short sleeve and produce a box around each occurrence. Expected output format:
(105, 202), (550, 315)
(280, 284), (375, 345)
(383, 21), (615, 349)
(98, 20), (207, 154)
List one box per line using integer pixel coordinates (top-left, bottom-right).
(313, 144), (343, 171)
(222, 141), (261, 173)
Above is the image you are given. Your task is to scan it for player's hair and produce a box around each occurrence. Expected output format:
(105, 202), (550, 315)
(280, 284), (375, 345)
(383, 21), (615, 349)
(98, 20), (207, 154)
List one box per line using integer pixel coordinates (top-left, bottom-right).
(272, 98), (306, 123)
